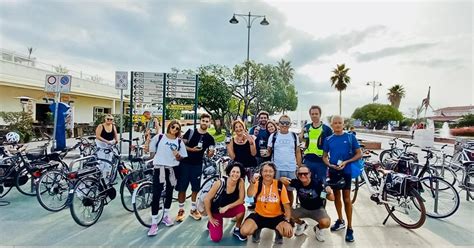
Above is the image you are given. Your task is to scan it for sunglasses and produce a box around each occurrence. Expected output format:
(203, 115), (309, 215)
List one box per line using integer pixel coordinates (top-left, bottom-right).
(170, 125), (180, 130)
(297, 172), (310, 177)
(279, 121), (291, 126)
(106, 118), (114, 121)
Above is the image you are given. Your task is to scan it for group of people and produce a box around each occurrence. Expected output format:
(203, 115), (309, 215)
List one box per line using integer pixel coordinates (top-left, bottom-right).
(97, 107), (362, 244)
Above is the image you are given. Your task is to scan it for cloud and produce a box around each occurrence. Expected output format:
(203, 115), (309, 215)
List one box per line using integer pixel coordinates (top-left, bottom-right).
(399, 58), (467, 69)
(354, 43), (436, 62)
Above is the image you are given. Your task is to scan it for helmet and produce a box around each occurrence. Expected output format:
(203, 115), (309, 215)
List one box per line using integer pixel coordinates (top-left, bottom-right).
(5, 132), (20, 143)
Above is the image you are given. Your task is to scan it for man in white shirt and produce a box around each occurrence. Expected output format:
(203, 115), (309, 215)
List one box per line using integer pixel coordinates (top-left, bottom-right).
(267, 115), (302, 205)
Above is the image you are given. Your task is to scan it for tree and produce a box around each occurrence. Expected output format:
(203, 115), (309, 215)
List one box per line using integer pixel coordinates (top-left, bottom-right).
(197, 64), (233, 134)
(455, 114), (474, 128)
(277, 59), (294, 85)
(352, 103), (403, 129)
(330, 64), (351, 115)
(55, 65), (69, 74)
(0, 111), (34, 142)
(387, 84), (406, 109)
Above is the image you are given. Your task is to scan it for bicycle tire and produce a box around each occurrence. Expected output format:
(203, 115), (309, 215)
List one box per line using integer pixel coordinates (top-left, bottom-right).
(70, 177), (104, 227)
(351, 176), (360, 204)
(432, 165), (457, 186)
(36, 169), (69, 212)
(132, 182), (164, 228)
(417, 176), (460, 219)
(15, 166), (36, 196)
(379, 150), (394, 167)
(120, 174), (134, 212)
(383, 189), (426, 229)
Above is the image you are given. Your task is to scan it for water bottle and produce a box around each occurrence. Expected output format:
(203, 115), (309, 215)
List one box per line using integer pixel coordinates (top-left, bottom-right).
(196, 136), (203, 149)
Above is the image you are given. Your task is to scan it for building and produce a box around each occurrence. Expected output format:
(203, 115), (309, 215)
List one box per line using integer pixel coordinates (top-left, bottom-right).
(428, 105), (474, 123)
(0, 48), (130, 125)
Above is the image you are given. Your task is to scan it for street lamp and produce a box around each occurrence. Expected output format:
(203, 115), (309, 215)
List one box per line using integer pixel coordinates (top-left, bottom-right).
(229, 12), (269, 120)
(366, 81), (382, 103)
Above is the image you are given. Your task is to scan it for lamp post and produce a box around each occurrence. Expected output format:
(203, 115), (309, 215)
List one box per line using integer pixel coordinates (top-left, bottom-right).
(229, 12), (269, 121)
(366, 81), (382, 103)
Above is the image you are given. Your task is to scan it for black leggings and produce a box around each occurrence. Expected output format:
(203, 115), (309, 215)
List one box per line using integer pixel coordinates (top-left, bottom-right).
(151, 167), (174, 215)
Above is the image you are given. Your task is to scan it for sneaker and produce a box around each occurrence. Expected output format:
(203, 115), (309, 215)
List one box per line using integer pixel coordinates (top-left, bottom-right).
(233, 228), (247, 241)
(330, 219), (346, 232)
(190, 209), (202, 220)
(314, 225), (325, 242)
(252, 228), (262, 243)
(345, 228), (354, 242)
(295, 221), (308, 236)
(161, 215), (174, 227)
(176, 209), (185, 222)
(274, 231), (283, 244)
(147, 224), (158, 236)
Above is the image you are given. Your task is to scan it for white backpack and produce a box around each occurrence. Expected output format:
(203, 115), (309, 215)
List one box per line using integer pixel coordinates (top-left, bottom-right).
(196, 176), (227, 215)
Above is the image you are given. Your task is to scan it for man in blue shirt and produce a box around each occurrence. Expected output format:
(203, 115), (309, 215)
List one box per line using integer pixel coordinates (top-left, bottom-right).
(322, 115), (362, 243)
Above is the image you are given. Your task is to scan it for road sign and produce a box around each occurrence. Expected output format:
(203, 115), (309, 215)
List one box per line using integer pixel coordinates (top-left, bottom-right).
(133, 72), (164, 78)
(115, 71), (128, 90)
(169, 104), (194, 111)
(45, 75), (72, 93)
(166, 85), (195, 93)
(166, 80), (196, 87)
(166, 73), (196, 81)
(165, 91), (195, 99)
(133, 78), (164, 85)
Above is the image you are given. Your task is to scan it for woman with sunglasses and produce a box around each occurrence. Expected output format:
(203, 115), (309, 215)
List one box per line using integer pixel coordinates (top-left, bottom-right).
(279, 165), (334, 242)
(227, 120), (258, 183)
(147, 120), (188, 236)
(95, 114), (119, 146)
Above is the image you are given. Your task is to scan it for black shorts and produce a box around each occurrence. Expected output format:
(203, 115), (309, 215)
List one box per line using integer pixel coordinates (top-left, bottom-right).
(246, 213), (286, 230)
(175, 162), (202, 192)
(328, 170), (352, 190)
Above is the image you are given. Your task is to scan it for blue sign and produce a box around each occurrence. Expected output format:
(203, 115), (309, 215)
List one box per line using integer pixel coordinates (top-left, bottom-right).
(60, 76), (70, 85)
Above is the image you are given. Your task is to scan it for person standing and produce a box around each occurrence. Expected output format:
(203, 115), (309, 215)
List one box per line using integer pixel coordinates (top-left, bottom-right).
(176, 113), (215, 222)
(147, 120), (188, 236)
(279, 166), (334, 242)
(267, 115), (302, 206)
(322, 115), (362, 242)
(249, 111), (271, 164)
(143, 111), (161, 153)
(95, 114), (119, 178)
(299, 106), (333, 184)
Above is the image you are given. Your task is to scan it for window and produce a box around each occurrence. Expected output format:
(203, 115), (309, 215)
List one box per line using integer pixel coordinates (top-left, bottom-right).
(93, 107), (112, 121)
(36, 103), (52, 125)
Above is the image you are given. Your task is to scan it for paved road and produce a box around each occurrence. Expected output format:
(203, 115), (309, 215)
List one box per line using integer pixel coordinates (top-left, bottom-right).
(0, 132), (472, 247)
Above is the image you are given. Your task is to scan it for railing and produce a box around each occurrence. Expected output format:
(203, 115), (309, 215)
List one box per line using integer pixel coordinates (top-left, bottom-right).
(0, 48), (114, 86)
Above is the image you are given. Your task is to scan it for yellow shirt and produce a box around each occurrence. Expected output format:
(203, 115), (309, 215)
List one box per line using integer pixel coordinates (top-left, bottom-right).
(254, 179), (290, 217)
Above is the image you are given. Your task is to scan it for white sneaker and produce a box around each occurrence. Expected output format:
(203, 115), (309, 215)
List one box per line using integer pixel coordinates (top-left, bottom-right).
(314, 225), (325, 242)
(295, 221), (308, 236)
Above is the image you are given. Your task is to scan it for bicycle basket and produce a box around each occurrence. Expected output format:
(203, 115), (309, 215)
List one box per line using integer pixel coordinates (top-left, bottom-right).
(384, 173), (419, 197)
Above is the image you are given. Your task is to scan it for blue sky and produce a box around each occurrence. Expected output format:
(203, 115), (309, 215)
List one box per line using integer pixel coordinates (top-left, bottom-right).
(0, 0), (472, 120)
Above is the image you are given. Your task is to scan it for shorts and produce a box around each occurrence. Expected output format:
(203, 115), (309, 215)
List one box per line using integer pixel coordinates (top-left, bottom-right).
(175, 162), (202, 192)
(328, 170), (352, 190)
(275, 170), (296, 191)
(246, 213), (286, 230)
(292, 207), (329, 222)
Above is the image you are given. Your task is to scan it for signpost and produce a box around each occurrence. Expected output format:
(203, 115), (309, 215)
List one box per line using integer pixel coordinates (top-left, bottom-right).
(44, 74), (72, 151)
(115, 71), (128, 152)
(128, 72), (199, 156)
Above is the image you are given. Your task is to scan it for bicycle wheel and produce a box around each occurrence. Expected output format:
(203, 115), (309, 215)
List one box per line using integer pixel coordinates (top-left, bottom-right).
(432, 166), (457, 186)
(120, 173), (134, 212)
(351, 176), (360, 204)
(36, 170), (69, 212)
(379, 150), (395, 167)
(70, 177), (104, 227)
(382, 189), (426, 229)
(133, 182), (163, 228)
(15, 166), (36, 196)
(418, 176), (460, 219)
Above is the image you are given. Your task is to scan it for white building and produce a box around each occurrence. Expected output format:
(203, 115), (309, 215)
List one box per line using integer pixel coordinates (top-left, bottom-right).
(0, 49), (129, 125)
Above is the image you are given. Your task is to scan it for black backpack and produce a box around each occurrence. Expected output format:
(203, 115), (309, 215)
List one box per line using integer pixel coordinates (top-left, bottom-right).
(255, 180), (285, 213)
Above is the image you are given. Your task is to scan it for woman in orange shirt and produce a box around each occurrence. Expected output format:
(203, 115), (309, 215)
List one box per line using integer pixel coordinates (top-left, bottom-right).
(240, 162), (293, 244)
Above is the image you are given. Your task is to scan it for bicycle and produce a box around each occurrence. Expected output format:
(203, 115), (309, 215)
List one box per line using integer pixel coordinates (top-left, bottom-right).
(356, 159), (426, 229)
(351, 149), (382, 204)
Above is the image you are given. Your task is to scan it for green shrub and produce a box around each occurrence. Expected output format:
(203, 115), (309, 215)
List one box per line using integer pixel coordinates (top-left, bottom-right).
(0, 111), (34, 142)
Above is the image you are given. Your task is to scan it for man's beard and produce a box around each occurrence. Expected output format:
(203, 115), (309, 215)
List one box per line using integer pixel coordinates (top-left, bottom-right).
(200, 124), (208, 130)
(260, 120), (267, 126)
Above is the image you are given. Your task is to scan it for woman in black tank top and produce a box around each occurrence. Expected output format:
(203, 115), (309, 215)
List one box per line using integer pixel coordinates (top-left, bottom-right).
(227, 120), (257, 185)
(95, 114), (118, 145)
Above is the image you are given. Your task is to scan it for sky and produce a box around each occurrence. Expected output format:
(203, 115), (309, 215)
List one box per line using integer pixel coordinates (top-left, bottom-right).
(0, 0), (472, 121)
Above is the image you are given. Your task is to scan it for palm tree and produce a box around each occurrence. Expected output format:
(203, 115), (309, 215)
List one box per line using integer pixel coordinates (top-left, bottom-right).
(387, 84), (406, 109)
(277, 59), (294, 84)
(330, 64), (351, 115)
